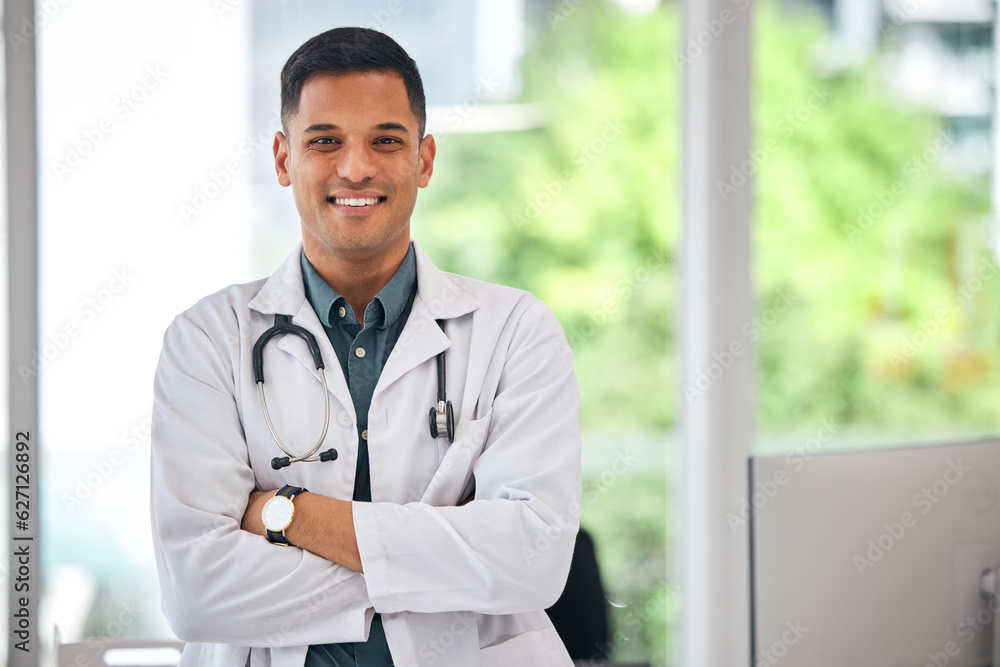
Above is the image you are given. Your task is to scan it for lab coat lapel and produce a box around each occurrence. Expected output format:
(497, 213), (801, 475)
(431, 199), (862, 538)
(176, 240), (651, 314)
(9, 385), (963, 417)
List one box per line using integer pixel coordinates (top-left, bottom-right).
(247, 244), (355, 422)
(247, 244), (307, 317)
(376, 244), (479, 391)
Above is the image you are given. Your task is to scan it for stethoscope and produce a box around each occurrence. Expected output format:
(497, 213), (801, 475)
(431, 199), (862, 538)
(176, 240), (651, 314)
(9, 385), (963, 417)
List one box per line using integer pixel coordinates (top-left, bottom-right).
(253, 314), (455, 470)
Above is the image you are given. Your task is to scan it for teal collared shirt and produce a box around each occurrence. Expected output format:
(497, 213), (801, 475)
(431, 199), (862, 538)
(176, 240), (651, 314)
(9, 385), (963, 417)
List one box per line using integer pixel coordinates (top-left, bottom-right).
(300, 243), (416, 667)
(301, 244), (417, 499)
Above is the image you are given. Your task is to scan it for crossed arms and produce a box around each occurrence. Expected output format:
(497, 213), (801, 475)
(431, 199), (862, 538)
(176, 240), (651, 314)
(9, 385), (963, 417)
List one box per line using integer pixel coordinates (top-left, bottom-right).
(150, 294), (581, 646)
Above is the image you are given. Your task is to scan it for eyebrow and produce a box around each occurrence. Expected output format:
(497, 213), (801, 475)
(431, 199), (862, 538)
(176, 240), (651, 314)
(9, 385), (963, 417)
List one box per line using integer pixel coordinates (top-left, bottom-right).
(373, 122), (409, 133)
(302, 122), (410, 134)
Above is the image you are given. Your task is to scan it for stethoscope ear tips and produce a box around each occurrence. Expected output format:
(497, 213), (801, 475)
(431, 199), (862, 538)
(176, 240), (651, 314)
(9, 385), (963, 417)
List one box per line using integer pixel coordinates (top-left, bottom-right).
(271, 449), (336, 469)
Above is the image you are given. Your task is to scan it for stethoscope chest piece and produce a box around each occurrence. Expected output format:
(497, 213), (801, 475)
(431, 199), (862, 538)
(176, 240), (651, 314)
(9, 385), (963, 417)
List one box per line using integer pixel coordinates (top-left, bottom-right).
(429, 400), (455, 443)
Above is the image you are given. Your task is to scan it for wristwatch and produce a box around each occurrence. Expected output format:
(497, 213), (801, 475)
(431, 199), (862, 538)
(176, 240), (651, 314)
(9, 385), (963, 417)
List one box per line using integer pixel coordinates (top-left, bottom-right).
(261, 484), (307, 545)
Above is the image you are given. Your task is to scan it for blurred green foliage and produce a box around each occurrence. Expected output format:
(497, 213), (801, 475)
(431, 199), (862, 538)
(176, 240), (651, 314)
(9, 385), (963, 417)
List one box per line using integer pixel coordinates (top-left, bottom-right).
(582, 470), (672, 663)
(754, 3), (997, 432)
(414, 0), (997, 664)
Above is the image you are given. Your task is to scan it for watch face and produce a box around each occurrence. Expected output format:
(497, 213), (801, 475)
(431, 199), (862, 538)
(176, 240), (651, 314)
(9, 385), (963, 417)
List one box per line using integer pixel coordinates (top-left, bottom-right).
(261, 495), (295, 532)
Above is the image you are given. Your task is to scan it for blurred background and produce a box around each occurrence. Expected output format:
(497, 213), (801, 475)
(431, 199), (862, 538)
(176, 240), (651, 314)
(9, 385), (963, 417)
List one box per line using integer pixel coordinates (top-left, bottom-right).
(0, 0), (998, 665)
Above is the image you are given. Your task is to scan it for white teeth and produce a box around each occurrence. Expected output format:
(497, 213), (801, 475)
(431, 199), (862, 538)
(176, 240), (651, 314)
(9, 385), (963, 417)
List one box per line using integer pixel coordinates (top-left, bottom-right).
(334, 197), (381, 206)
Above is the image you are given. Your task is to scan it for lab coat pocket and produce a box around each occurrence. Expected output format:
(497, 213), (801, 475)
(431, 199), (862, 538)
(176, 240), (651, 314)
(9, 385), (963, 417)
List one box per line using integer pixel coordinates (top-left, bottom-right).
(420, 409), (492, 506)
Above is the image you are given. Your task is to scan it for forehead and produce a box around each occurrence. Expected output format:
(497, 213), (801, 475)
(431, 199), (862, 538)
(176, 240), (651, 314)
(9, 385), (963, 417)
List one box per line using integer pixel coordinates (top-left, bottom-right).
(292, 71), (415, 132)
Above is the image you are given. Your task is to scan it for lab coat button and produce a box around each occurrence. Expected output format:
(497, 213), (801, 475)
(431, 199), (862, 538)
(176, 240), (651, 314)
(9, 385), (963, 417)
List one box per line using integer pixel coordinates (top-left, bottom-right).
(337, 410), (352, 427)
(355, 347), (366, 358)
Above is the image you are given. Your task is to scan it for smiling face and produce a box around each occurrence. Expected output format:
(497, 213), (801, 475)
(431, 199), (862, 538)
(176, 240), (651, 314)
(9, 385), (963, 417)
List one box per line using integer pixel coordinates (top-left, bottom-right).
(274, 71), (435, 267)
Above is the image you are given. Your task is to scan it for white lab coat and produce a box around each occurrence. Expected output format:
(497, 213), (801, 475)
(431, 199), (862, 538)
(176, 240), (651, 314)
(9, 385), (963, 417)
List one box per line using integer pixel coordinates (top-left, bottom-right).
(150, 242), (581, 666)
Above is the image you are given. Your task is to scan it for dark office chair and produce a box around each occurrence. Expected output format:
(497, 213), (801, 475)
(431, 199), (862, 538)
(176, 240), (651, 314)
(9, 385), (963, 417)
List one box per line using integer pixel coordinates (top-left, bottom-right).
(546, 527), (611, 661)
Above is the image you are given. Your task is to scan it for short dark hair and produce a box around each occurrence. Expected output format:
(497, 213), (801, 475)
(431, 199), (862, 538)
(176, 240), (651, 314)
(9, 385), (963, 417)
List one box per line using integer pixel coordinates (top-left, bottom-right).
(280, 27), (426, 138)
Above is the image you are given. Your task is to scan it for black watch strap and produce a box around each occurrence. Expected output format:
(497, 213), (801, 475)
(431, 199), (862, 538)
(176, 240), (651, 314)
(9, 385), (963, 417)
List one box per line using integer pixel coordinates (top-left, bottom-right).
(277, 484), (307, 499)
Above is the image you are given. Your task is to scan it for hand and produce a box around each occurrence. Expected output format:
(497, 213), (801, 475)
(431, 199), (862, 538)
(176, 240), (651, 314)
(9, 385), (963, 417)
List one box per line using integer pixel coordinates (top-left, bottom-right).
(241, 489), (276, 536)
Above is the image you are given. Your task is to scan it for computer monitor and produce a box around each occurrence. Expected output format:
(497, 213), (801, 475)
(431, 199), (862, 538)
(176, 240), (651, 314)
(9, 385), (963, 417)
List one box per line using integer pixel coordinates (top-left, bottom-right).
(750, 438), (1000, 666)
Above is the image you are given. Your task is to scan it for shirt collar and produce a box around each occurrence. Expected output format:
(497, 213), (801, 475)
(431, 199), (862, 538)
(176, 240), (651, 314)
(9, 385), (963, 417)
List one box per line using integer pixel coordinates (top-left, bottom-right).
(300, 243), (417, 331)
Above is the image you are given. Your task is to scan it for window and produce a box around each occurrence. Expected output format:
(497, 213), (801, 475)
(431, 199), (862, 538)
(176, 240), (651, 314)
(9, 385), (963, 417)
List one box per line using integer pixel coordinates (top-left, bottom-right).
(754, 0), (999, 455)
(37, 3), (674, 666)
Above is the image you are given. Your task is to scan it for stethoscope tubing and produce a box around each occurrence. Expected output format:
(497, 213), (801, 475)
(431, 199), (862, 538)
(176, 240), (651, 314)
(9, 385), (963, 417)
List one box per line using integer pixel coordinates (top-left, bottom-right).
(257, 367), (332, 465)
(254, 312), (454, 470)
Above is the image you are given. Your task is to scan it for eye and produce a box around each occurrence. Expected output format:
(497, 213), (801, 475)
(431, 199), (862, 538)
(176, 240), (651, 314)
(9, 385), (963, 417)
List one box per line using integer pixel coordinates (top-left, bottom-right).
(373, 137), (404, 150)
(308, 137), (339, 151)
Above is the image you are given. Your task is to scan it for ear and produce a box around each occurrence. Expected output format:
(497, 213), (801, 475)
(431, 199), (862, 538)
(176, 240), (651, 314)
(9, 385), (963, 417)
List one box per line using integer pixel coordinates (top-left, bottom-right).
(274, 131), (291, 187)
(418, 134), (436, 188)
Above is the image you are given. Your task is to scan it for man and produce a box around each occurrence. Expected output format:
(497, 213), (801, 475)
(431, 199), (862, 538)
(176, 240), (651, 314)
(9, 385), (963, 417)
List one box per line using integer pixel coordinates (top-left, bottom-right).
(150, 27), (581, 666)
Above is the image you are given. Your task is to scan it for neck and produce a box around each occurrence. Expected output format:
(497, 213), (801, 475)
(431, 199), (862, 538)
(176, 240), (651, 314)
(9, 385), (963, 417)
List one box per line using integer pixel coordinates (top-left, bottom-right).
(304, 241), (410, 326)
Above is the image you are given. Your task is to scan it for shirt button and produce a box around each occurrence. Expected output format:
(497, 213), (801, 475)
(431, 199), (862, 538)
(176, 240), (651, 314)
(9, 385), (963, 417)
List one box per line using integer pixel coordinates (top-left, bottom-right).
(336, 410), (352, 427)
(338, 306), (346, 318)
(361, 429), (368, 441)
(355, 347), (366, 358)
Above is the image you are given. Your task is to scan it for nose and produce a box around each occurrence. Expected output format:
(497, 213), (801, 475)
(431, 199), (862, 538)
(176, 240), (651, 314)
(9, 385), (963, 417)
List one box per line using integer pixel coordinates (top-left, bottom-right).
(336, 141), (377, 183)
